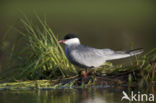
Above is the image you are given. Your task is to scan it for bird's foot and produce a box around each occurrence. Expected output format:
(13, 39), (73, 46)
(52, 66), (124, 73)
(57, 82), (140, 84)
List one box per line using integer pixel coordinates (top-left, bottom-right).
(83, 69), (88, 79)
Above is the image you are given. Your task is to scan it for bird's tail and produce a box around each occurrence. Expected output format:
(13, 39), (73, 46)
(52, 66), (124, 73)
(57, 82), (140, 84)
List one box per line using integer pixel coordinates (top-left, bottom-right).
(126, 48), (144, 56)
(107, 48), (144, 60)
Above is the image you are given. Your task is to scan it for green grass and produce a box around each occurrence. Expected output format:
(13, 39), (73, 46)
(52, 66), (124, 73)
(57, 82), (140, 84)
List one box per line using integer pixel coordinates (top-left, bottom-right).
(0, 49), (155, 90)
(1, 15), (77, 80)
(108, 48), (156, 88)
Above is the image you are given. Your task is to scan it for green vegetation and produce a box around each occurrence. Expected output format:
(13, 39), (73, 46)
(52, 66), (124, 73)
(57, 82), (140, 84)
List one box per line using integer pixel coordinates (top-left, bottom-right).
(0, 16), (155, 90)
(0, 48), (155, 90)
(1, 15), (77, 81)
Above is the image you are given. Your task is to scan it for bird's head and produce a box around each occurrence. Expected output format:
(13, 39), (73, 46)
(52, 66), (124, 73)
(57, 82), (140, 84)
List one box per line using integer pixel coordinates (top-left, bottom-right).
(58, 34), (80, 45)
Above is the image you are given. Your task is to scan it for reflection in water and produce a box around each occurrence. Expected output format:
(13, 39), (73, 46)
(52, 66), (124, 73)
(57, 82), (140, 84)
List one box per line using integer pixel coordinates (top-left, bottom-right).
(0, 88), (124, 103)
(0, 87), (155, 103)
(81, 97), (106, 103)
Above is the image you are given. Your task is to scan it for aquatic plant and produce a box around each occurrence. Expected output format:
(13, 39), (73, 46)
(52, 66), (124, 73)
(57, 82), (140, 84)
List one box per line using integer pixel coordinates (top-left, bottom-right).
(0, 15), (155, 91)
(1, 15), (77, 80)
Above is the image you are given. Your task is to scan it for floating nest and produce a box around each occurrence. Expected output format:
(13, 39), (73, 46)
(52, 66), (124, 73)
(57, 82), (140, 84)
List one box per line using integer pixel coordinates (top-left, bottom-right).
(0, 70), (134, 90)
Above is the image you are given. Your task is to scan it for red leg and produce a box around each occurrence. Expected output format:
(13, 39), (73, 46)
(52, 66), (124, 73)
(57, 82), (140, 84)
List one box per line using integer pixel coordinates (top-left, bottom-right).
(83, 69), (88, 78)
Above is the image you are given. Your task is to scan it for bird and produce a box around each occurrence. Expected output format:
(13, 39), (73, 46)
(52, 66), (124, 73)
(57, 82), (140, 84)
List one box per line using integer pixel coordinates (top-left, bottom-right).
(58, 34), (143, 78)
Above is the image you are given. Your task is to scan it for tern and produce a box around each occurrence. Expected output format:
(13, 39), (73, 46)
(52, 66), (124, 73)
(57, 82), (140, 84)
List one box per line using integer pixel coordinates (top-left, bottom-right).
(59, 34), (143, 78)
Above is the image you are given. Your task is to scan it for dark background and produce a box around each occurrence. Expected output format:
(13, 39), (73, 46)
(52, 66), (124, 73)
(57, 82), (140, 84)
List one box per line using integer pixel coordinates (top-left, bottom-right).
(0, 0), (156, 70)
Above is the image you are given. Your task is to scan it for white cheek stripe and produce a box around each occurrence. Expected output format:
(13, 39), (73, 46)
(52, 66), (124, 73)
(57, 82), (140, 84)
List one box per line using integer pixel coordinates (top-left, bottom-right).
(65, 38), (80, 45)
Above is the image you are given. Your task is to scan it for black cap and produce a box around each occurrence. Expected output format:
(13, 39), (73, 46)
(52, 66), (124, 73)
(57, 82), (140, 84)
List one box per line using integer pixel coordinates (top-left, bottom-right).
(64, 34), (77, 40)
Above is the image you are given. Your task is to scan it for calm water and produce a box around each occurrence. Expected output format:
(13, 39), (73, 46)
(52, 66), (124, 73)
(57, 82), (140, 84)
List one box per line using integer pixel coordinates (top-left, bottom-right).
(0, 88), (125, 103)
(0, 87), (155, 103)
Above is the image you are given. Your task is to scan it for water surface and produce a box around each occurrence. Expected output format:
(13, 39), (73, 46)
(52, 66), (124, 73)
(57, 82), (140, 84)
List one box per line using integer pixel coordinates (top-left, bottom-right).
(1, 87), (155, 103)
(0, 88), (125, 103)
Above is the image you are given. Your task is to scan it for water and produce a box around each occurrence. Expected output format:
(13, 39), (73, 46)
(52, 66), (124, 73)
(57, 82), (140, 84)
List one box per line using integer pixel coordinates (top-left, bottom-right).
(0, 87), (155, 103)
(0, 88), (125, 103)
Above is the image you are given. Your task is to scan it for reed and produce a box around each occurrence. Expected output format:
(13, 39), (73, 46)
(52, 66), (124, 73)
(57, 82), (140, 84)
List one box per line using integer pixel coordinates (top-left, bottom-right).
(2, 15), (77, 80)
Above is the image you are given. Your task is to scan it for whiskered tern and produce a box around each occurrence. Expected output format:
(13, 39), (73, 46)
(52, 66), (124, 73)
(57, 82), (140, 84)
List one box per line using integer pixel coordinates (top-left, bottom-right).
(59, 34), (143, 78)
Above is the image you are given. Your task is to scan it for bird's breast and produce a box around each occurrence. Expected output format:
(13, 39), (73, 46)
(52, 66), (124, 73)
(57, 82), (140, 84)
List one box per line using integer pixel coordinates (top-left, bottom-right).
(65, 46), (76, 62)
(65, 46), (88, 68)
(65, 46), (70, 59)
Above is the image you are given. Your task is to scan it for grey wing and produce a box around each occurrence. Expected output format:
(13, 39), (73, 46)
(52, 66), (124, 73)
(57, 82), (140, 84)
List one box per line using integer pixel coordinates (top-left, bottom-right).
(102, 48), (115, 54)
(70, 46), (111, 67)
(69, 45), (137, 67)
(102, 48), (132, 60)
